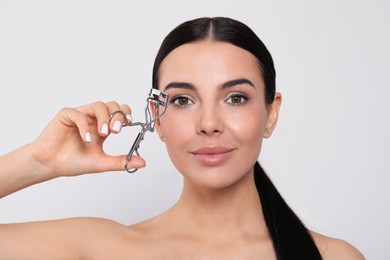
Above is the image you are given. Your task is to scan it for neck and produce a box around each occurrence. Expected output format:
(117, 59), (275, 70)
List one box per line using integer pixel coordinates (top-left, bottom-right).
(168, 170), (268, 240)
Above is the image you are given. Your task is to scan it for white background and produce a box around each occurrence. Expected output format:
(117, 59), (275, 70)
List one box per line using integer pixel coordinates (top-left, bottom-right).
(1, 0), (389, 259)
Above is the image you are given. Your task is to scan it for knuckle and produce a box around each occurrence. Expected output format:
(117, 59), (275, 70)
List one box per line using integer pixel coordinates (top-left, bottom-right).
(106, 100), (120, 107)
(58, 107), (72, 115)
(92, 100), (106, 108)
(120, 104), (132, 113)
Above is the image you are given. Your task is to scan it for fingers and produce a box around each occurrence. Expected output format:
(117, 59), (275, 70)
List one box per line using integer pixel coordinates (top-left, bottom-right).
(75, 101), (132, 140)
(35, 101), (146, 177)
(106, 101), (132, 133)
(56, 107), (94, 143)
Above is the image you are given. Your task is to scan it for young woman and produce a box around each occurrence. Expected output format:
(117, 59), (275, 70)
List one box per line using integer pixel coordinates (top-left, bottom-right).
(0, 17), (364, 259)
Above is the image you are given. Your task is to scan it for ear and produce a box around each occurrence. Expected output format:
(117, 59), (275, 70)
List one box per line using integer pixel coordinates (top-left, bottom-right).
(263, 92), (282, 138)
(150, 101), (165, 142)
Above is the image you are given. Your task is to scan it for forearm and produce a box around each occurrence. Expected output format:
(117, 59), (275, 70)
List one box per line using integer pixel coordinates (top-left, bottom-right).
(0, 143), (55, 198)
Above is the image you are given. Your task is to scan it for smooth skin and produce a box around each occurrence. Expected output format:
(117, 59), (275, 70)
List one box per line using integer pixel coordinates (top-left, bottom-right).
(0, 41), (364, 259)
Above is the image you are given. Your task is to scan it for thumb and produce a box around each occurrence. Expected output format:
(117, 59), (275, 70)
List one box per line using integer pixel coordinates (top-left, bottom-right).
(125, 155), (147, 170)
(97, 155), (146, 173)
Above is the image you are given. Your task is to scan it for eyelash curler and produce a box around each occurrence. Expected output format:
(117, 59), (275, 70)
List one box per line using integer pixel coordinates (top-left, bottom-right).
(109, 89), (168, 173)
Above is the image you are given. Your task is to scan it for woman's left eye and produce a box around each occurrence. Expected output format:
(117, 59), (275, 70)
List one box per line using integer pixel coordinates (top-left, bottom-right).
(226, 94), (248, 105)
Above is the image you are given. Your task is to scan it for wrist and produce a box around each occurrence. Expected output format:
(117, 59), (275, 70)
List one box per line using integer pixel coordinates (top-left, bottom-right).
(0, 143), (56, 198)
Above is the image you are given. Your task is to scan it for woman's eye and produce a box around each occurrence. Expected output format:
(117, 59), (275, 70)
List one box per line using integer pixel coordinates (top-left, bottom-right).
(226, 94), (248, 105)
(170, 96), (194, 107)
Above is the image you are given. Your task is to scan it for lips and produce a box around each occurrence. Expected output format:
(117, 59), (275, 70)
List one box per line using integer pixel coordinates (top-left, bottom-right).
(191, 146), (235, 166)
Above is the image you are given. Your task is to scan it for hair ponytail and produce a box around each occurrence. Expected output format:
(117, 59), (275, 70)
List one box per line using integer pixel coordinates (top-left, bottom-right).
(254, 161), (322, 259)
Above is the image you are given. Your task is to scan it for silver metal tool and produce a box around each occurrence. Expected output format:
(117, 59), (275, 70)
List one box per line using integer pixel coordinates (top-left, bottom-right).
(109, 89), (168, 173)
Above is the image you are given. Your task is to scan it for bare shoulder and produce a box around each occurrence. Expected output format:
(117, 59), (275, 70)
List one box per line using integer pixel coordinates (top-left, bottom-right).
(310, 231), (365, 260)
(0, 217), (129, 259)
(59, 217), (154, 259)
(62, 216), (127, 230)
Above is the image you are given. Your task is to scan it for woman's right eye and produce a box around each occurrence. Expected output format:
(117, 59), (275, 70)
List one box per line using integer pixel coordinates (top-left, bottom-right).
(170, 96), (194, 107)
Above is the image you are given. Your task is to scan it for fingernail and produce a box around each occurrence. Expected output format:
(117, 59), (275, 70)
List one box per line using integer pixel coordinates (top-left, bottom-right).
(126, 114), (132, 122)
(85, 132), (92, 142)
(112, 120), (122, 132)
(101, 123), (108, 135)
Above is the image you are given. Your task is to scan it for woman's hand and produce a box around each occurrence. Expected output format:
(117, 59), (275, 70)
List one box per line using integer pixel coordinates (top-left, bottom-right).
(30, 101), (146, 178)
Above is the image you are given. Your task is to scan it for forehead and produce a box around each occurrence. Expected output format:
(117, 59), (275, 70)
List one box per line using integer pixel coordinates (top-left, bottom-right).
(158, 41), (263, 87)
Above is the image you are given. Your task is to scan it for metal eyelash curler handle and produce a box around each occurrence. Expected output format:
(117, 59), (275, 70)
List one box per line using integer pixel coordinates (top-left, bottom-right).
(109, 89), (168, 173)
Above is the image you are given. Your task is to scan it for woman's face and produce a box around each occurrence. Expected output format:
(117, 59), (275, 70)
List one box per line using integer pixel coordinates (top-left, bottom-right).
(156, 41), (280, 189)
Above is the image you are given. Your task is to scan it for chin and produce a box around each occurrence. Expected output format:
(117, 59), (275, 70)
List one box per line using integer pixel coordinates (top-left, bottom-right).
(181, 165), (254, 190)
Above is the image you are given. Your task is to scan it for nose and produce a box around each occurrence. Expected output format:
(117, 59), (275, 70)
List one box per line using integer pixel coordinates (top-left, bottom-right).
(196, 104), (224, 136)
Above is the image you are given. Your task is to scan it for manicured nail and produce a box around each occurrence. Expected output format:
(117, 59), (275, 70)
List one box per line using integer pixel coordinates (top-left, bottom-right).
(112, 120), (122, 132)
(101, 123), (108, 135)
(85, 132), (92, 142)
(126, 114), (132, 122)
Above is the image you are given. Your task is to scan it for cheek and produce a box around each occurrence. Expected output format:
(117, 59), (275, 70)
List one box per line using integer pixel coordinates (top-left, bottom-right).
(227, 106), (268, 167)
(159, 112), (192, 147)
(158, 112), (195, 174)
(227, 107), (267, 143)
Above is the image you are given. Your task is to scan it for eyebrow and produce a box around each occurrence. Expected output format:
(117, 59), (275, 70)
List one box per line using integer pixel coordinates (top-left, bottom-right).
(163, 78), (255, 92)
(220, 78), (255, 90)
(163, 82), (196, 92)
